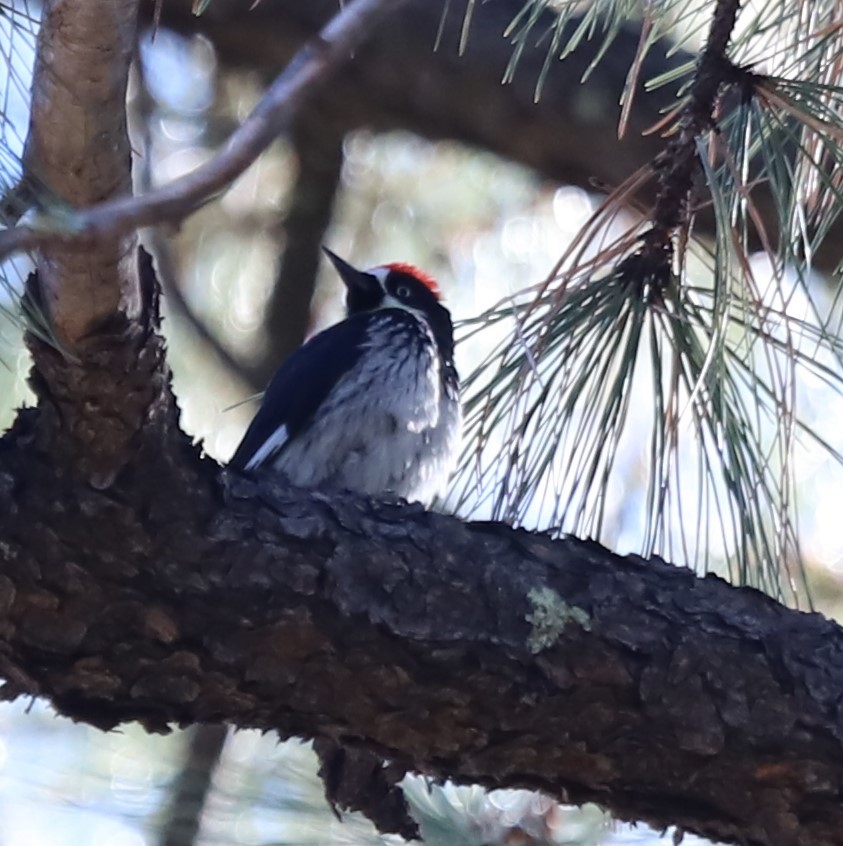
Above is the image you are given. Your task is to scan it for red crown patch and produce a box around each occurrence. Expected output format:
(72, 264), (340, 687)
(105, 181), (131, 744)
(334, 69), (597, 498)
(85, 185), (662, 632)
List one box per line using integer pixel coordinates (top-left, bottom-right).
(383, 262), (441, 299)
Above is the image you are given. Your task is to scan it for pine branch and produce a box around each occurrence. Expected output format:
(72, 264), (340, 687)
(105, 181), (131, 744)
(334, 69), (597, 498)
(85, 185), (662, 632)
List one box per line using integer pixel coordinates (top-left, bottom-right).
(7, 248), (839, 844)
(0, 379), (842, 846)
(149, 0), (843, 272)
(648, 0), (744, 252)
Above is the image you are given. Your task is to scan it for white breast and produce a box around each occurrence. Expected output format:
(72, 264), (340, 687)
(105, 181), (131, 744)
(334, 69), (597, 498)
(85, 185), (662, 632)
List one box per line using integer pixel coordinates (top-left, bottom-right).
(267, 311), (460, 504)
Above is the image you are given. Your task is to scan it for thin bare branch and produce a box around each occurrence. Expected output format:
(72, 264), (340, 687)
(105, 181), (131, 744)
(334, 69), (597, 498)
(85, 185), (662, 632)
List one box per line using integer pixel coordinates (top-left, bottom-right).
(0, 0), (401, 264)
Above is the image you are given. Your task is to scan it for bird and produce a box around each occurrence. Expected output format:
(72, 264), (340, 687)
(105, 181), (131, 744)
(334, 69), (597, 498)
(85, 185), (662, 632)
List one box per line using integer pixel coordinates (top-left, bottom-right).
(229, 248), (460, 505)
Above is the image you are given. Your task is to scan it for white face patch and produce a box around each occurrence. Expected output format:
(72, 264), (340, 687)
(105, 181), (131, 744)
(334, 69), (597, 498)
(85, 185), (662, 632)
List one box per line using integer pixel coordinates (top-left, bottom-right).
(368, 267), (431, 318)
(381, 293), (427, 316)
(366, 268), (401, 311)
(369, 266), (391, 286)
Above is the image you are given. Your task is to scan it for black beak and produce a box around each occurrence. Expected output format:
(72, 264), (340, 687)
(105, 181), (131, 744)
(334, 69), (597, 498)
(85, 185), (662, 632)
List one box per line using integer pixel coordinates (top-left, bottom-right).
(322, 247), (381, 313)
(322, 248), (372, 292)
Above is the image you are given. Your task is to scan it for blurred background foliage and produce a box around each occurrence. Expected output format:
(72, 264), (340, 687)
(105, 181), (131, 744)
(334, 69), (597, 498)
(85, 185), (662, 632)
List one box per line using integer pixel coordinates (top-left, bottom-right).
(1, 0), (843, 844)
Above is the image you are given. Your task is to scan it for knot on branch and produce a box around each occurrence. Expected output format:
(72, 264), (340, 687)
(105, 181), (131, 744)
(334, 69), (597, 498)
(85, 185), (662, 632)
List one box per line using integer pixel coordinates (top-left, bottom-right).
(314, 737), (418, 839)
(22, 247), (182, 488)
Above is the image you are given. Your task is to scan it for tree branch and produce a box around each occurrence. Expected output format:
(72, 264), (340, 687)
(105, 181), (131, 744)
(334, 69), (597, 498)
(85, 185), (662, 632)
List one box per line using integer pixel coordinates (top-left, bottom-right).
(0, 386), (842, 846)
(0, 0), (401, 265)
(648, 0), (742, 243)
(151, 0), (843, 274)
(24, 0), (140, 348)
(155, 0), (676, 196)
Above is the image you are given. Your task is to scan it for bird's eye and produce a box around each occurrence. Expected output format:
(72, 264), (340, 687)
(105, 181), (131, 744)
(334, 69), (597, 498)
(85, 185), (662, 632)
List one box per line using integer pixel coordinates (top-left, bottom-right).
(396, 285), (411, 299)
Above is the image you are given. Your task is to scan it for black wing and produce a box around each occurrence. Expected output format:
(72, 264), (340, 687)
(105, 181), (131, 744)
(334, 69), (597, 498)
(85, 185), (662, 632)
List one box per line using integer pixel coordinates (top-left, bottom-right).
(229, 316), (369, 471)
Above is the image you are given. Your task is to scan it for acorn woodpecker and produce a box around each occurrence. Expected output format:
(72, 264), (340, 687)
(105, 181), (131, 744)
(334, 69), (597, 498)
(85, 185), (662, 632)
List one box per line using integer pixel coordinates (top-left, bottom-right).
(230, 249), (461, 505)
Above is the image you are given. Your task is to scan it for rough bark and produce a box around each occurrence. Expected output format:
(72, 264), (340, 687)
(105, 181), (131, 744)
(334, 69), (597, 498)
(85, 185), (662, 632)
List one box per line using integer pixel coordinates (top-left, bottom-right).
(1, 326), (843, 846)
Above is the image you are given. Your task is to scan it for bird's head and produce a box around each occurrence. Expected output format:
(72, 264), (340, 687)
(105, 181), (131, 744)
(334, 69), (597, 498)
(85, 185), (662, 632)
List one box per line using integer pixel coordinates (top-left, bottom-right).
(322, 247), (444, 320)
